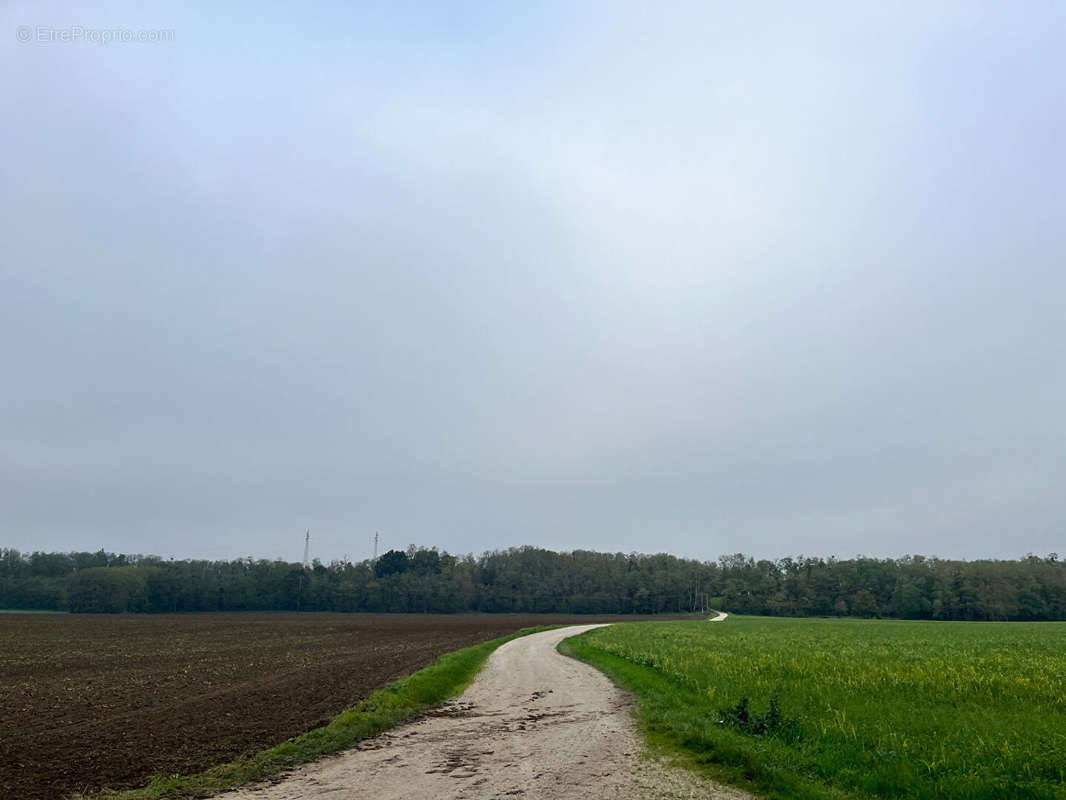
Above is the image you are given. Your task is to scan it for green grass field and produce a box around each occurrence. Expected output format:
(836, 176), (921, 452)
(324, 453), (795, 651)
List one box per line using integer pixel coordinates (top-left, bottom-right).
(0, 608), (66, 613)
(562, 617), (1066, 800)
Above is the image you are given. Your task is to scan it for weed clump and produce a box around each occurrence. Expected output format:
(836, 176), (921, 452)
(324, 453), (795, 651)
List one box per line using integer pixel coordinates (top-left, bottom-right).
(719, 692), (800, 741)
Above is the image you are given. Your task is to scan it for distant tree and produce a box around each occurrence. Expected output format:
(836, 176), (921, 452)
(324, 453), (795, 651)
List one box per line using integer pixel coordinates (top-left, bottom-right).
(374, 549), (409, 577)
(2, 544), (1064, 620)
(409, 548), (441, 576)
(67, 567), (149, 613)
(851, 589), (879, 618)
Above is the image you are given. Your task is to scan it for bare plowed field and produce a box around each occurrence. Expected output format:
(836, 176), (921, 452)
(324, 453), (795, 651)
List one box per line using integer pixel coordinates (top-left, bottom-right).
(0, 613), (672, 800)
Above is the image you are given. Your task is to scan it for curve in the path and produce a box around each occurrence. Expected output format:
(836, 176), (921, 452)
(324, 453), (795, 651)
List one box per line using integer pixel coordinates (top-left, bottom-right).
(220, 625), (750, 800)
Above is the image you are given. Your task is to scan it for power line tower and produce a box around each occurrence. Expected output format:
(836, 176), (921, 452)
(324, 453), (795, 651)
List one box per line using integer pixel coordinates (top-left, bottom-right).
(373, 531), (379, 561)
(303, 530), (310, 568)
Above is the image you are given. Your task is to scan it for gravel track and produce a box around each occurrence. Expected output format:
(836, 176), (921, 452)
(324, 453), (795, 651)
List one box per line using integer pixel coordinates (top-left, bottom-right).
(221, 625), (751, 800)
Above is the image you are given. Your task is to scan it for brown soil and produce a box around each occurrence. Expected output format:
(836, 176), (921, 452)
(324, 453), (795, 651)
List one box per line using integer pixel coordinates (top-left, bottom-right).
(0, 613), (683, 800)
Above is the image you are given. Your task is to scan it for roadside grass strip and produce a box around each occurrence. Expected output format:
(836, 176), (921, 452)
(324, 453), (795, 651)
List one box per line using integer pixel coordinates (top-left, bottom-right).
(77, 626), (559, 800)
(560, 617), (1066, 800)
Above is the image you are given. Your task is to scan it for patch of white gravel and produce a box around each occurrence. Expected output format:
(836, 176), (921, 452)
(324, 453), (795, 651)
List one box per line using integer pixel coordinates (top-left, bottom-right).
(219, 625), (753, 800)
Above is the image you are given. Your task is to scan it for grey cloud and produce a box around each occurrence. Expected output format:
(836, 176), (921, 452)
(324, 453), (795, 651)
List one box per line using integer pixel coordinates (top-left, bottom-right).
(2, 1), (1063, 562)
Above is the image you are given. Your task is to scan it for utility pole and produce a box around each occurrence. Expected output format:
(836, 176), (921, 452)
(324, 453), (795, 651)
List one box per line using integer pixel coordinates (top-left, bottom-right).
(303, 530), (310, 568)
(373, 531), (379, 561)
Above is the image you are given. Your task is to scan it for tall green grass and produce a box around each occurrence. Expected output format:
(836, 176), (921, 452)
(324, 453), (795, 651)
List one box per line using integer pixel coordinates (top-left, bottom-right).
(78, 626), (558, 800)
(562, 617), (1066, 800)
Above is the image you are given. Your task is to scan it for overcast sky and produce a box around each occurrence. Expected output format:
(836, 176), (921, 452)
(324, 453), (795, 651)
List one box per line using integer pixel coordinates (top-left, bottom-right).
(2, 2), (1064, 564)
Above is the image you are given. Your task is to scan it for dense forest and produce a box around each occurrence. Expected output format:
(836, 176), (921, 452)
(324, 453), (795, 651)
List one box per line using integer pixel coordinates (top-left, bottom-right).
(1, 546), (1063, 620)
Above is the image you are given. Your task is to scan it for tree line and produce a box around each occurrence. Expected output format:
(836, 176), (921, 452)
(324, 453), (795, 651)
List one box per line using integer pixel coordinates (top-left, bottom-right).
(0, 546), (1063, 620)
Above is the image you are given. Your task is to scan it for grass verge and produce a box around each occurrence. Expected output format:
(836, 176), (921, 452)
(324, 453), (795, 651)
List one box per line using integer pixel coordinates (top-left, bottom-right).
(77, 625), (559, 800)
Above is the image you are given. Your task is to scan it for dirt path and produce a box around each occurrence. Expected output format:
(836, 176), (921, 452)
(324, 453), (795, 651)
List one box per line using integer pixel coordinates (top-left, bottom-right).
(221, 625), (751, 800)
(709, 610), (729, 622)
